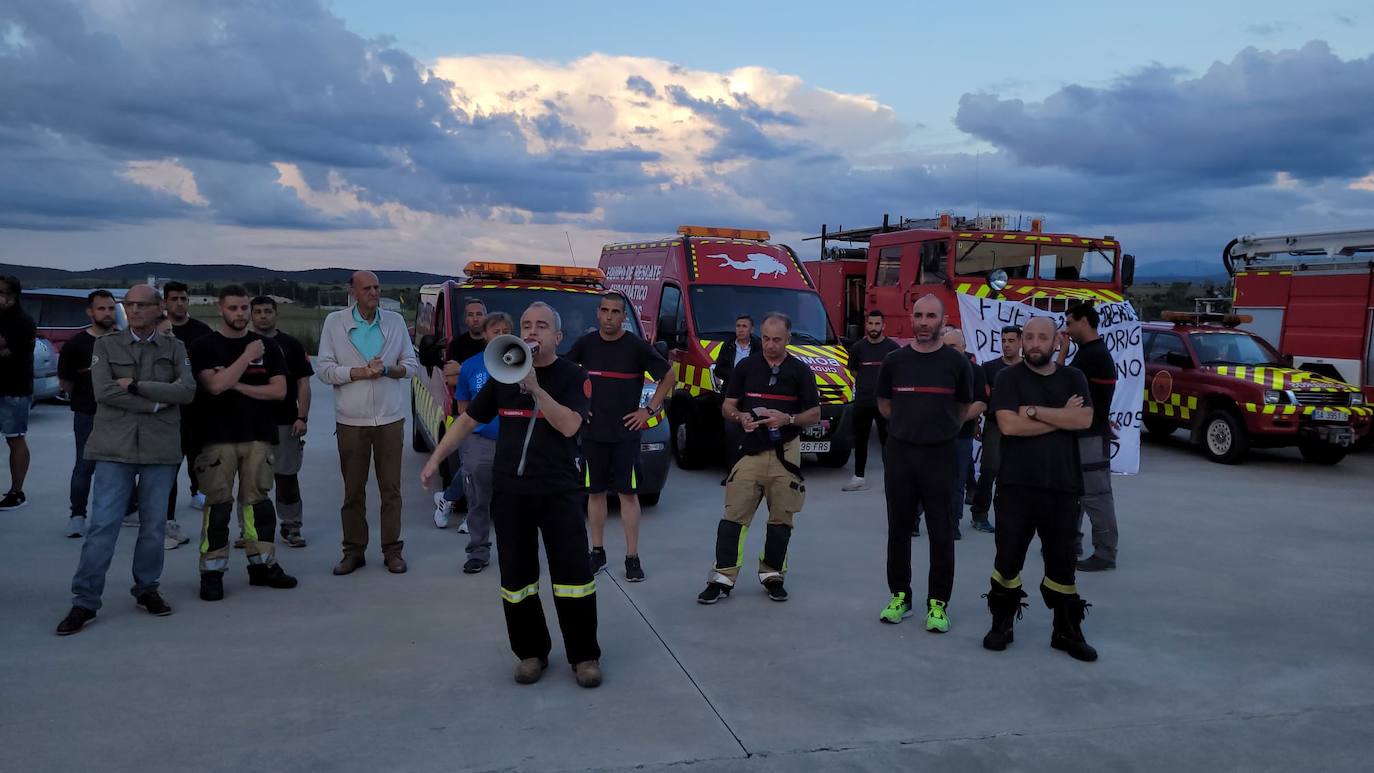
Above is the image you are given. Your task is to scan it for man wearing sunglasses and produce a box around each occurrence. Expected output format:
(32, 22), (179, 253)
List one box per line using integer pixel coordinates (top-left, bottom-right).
(698, 313), (819, 605)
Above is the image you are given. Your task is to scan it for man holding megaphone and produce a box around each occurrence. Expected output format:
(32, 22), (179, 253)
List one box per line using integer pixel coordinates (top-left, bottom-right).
(421, 302), (602, 688)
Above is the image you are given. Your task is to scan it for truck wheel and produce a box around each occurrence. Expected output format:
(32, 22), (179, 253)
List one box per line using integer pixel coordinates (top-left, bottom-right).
(639, 492), (661, 507)
(1299, 440), (1347, 466)
(670, 406), (707, 470)
(1143, 417), (1175, 439)
(815, 446), (851, 468)
(1200, 409), (1248, 464)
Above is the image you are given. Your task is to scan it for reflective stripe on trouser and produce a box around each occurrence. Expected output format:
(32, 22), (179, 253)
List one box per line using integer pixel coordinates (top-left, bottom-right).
(712, 440), (804, 585)
(273, 423), (305, 535)
(492, 489), (600, 665)
(991, 484), (1080, 610)
(195, 441), (277, 573)
(1074, 433), (1118, 562)
(884, 437), (957, 604)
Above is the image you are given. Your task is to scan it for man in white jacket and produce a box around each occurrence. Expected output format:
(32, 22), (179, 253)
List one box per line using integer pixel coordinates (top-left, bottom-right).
(315, 271), (419, 575)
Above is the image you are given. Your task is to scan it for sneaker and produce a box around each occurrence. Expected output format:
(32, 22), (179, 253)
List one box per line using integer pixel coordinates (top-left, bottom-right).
(199, 571), (225, 602)
(189, 492), (206, 510)
(697, 581), (731, 604)
(971, 519), (995, 534)
(589, 546), (607, 574)
(163, 534), (181, 550)
(625, 555), (645, 582)
(457, 517), (469, 534)
(122, 513), (139, 527)
(248, 563), (298, 589)
(925, 599), (950, 633)
(462, 557), (488, 574)
(1076, 555), (1116, 572)
(135, 590), (173, 616)
(841, 476), (868, 492)
(879, 592), (914, 624)
(233, 537), (246, 549)
(573, 660), (602, 688)
(764, 579), (788, 602)
(56, 606), (96, 636)
(432, 492), (451, 529)
(514, 657), (548, 685)
(0, 490), (27, 511)
(66, 516), (86, 538)
(165, 520), (190, 545)
(282, 532), (307, 548)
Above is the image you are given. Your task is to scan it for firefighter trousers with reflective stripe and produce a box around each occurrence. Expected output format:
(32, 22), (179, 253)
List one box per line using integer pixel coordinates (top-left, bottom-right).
(884, 438), (957, 604)
(194, 441), (277, 574)
(991, 484), (1080, 606)
(492, 489), (600, 665)
(712, 439), (804, 585)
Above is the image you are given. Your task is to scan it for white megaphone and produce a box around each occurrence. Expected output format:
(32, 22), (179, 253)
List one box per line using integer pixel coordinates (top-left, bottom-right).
(482, 334), (542, 476)
(484, 334), (539, 384)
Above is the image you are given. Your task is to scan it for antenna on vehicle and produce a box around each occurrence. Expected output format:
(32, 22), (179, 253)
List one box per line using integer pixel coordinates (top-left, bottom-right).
(564, 231), (579, 268)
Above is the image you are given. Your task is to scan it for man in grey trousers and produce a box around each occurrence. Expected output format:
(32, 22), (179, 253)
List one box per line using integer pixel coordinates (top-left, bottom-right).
(451, 312), (512, 573)
(1059, 302), (1119, 571)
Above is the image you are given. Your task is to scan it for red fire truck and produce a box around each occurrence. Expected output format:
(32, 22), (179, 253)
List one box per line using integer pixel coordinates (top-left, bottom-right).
(804, 214), (1135, 340)
(599, 226), (856, 469)
(1226, 229), (1374, 402)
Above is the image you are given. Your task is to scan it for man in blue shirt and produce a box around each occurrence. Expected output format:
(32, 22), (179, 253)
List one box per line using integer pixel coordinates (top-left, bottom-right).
(453, 312), (513, 573)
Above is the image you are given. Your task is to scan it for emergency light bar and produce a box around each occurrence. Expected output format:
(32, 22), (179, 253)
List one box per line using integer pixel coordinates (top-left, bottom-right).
(677, 225), (771, 241)
(464, 261), (606, 285)
(1161, 310), (1253, 327)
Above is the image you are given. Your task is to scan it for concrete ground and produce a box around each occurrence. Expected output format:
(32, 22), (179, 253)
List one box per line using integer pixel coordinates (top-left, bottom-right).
(2, 379), (1372, 772)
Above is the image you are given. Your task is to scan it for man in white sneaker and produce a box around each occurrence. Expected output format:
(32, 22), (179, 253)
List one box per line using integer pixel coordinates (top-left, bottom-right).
(843, 310), (899, 492)
(58, 290), (119, 538)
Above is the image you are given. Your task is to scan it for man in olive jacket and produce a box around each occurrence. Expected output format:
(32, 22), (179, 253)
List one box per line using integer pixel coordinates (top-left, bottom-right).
(57, 284), (197, 636)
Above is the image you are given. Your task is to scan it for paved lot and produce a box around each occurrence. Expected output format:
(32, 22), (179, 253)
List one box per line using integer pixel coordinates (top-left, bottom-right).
(2, 380), (1373, 772)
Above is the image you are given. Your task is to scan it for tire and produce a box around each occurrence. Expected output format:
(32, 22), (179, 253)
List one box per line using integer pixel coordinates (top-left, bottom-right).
(1143, 417), (1175, 439)
(639, 492), (661, 507)
(1299, 440), (1347, 466)
(670, 404), (708, 470)
(1200, 409), (1248, 464)
(815, 445), (851, 468)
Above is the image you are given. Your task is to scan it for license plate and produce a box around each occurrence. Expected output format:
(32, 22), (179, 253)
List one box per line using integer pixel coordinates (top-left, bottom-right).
(800, 441), (831, 453)
(1312, 409), (1347, 422)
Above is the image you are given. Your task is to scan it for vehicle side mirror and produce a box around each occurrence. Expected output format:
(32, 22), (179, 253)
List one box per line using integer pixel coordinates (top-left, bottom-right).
(417, 335), (441, 371)
(1280, 353), (1294, 367)
(1121, 253), (1136, 288)
(845, 323), (860, 342)
(653, 340), (670, 360)
(1164, 350), (1192, 369)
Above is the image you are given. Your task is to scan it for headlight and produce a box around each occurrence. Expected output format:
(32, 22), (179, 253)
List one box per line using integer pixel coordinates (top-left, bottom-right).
(1352, 393), (1366, 406)
(1263, 390), (1282, 405)
(988, 269), (1009, 292)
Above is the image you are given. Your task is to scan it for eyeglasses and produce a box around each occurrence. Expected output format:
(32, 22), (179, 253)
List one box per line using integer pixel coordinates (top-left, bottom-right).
(768, 365), (779, 387)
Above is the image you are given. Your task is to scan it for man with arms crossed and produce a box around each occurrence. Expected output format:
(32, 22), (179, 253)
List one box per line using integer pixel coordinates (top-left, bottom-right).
(58, 290), (118, 537)
(163, 281), (214, 514)
(843, 310), (899, 492)
(969, 325), (1021, 533)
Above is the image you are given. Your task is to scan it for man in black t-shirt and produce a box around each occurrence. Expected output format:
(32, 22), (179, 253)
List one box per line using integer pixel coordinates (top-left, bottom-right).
(189, 286), (297, 602)
(970, 325), (1021, 532)
(843, 309), (900, 492)
(421, 302), (602, 688)
(251, 296), (315, 548)
(983, 316), (1098, 661)
(698, 313), (820, 605)
(58, 290), (119, 538)
(942, 329), (987, 540)
(444, 297), (488, 384)
(164, 281), (214, 514)
(0, 275), (36, 512)
(567, 292), (673, 582)
(875, 296), (974, 632)
(1059, 302), (1118, 572)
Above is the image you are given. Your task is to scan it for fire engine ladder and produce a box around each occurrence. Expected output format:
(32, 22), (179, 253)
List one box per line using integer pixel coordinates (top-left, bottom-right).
(1224, 229), (1374, 274)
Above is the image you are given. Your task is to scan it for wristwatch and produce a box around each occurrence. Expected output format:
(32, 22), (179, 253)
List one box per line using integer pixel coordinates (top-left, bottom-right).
(787, 414), (795, 425)
(127, 380), (141, 396)
(1027, 406), (1039, 420)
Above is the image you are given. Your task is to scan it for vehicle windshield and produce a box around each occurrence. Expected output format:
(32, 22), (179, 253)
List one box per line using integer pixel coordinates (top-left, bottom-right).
(459, 287), (643, 355)
(1190, 332), (1281, 367)
(688, 285), (834, 345)
(955, 240), (1117, 283)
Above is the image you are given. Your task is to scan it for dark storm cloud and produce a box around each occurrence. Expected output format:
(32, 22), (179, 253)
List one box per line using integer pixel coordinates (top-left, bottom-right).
(665, 84), (804, 161)
(0, 0), (660, 230)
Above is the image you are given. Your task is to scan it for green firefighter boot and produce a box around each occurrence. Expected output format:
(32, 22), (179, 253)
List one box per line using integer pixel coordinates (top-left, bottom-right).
(982, 587), (1029, 651)
(1050, 597), (1099, 662)
(925, 599), (950, 633)
(879, 592), (913, 624)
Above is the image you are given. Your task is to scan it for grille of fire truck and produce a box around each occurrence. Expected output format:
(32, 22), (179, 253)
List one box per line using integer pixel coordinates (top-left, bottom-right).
(1293, 392), (1348, 407)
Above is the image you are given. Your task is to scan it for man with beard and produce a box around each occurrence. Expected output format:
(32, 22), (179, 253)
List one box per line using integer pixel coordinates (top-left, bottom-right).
(434, 298), (489, 529)
(843, 310), (900, 492)
(970, 325), (1022, 533)
(1058, 302), (1119, 572)
(163, 281), (213, 514)
(942, 329), (986, 541)
(189, 286), (297, 601)
(982, 316), (1098, 661)
(250, 296), (314, 548)
(876, 296), (974, 631)
(58, 290), (119, 537)
(421, 303), (602, 687)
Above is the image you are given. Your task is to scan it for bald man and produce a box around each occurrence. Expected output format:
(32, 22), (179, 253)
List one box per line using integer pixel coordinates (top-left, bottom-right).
(316, 271), (419, 575)
(982, 316), (1098, 661)
(876, 296), (975, 632)
(942, 329), (986, 540)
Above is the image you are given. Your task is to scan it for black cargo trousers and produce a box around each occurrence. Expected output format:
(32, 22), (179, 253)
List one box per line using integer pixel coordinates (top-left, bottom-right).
(884, 437), (957, 604)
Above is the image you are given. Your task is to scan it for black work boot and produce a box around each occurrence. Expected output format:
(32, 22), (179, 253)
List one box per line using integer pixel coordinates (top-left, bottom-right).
(981, 587), (1028, 651)
(1050, 597), (1099, 662)
(248, 563), (299, 589)
(199, 571), (225, 602)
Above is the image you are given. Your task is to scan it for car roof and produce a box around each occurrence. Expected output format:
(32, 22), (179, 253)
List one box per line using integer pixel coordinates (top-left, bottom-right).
(1141, 321), (1254, 334)
(24, 287), (129, 299)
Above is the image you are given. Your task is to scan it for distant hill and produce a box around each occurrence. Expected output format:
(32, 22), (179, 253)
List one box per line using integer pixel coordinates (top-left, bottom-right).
(0, 261), (453, 287)
(1133, 259), (1228, 281)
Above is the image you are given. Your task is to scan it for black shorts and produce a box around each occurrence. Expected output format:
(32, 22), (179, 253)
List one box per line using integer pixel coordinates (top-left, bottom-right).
(583, 437), (640, 495)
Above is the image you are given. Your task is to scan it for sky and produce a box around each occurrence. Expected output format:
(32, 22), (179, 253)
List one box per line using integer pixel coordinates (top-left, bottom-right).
(2, 0), (1372, 276)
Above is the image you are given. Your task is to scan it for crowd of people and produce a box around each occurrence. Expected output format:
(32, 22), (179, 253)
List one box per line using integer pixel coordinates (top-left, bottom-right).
(0, 271), (1119, 688)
